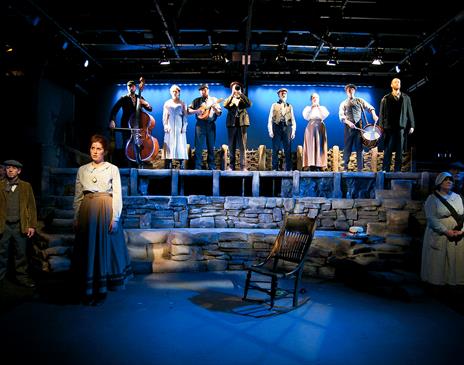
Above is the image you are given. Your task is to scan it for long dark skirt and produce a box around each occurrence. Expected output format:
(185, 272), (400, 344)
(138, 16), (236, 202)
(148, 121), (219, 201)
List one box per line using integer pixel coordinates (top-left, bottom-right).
(74, 192), (132, 296)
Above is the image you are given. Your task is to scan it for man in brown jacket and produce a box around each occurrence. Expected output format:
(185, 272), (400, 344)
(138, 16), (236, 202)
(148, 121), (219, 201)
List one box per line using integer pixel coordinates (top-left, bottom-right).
(0, 160), (37, 288)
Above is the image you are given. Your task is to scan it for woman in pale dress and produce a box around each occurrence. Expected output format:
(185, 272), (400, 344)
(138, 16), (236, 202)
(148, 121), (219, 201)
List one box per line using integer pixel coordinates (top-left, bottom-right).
(73, 134), (132, 305)
(422, 172), (464, 289)
(163, 84), (188, 168)
(302, 93), (330, 171)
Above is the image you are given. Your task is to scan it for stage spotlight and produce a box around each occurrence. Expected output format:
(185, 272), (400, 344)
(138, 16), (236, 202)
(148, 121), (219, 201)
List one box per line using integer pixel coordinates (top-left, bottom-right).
(395, 65), (401, 73)
(159, 48), (170, 65)
(275, 43), (288, 63)
(62, 41), (69, 51)
(326, 48), (338, 66)
(371, 48), (384, 65)
(84, 59), (89, 68)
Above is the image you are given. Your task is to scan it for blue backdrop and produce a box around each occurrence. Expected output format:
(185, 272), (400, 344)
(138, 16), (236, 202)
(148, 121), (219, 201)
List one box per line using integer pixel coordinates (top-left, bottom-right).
(109, 83), (384, 151)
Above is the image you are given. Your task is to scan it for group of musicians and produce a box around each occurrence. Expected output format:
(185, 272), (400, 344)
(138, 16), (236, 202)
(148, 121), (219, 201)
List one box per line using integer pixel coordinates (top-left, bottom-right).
(109, 78), (415, 172)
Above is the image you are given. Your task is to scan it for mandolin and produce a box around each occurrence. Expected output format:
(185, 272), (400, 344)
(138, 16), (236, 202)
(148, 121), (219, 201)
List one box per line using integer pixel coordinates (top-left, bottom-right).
(197, 98), (224, 120)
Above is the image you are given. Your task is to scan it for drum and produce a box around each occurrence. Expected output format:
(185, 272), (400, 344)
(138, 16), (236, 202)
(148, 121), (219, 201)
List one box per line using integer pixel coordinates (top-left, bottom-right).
(361, 124), (383, 148)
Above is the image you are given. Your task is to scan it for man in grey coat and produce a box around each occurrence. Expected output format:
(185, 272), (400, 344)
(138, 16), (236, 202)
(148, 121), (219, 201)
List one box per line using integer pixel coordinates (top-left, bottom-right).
(379, 78), (415, 172)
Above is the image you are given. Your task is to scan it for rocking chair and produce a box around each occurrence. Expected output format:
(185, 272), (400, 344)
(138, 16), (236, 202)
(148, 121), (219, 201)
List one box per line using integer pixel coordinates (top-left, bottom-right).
(242, 214), (317, 308)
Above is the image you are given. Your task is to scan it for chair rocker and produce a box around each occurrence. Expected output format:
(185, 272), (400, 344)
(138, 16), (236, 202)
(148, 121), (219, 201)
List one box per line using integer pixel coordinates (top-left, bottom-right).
(242, 214), (317, 308)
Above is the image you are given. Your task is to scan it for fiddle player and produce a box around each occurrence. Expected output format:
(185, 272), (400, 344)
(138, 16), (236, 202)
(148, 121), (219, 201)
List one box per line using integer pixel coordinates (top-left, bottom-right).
(188, 83), (222, 170)
(378, 78), (415, 172)
(339, 84), (378, 171)
(108, 80), (153, 164)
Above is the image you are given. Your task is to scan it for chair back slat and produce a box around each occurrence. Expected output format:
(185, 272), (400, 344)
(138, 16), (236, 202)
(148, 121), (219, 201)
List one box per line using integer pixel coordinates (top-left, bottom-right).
(274, 215), (317, 264)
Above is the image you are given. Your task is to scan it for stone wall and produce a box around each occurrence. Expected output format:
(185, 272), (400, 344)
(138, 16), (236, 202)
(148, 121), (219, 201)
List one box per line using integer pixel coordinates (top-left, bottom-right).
(123, 228), (414, 280)
(36, 184), (425, 279)
(35, 168), (426, 280)
(122, 195), (425, 233)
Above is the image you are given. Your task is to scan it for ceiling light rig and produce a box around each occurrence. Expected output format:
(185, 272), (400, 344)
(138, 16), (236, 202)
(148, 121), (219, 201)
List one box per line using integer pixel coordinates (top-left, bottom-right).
(211, 44), (229, 63)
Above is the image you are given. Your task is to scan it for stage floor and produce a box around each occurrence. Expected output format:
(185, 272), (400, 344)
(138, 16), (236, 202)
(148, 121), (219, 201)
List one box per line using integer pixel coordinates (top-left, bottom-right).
(1, 271), (463, 365)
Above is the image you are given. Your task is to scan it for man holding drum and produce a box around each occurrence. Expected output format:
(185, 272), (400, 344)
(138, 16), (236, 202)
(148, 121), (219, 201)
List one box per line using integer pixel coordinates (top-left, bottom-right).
(339, 84), (379, 171)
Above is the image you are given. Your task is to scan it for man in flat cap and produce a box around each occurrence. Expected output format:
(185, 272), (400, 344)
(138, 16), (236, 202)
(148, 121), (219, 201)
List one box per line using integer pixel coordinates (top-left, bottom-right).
(267, 88), (296, 170)
(379, 78), (415, 172)
(188, 83), (223, 170)
(0, 160), (37, 288)
(224, 81), (252, 170)
(339, 83), (378, 171)
(108, 79), (154, 164)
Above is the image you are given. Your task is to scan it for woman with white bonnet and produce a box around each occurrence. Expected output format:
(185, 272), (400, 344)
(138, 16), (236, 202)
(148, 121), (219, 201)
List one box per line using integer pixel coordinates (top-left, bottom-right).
(421, 171), (464, 291)
(302, 92), (330, 171)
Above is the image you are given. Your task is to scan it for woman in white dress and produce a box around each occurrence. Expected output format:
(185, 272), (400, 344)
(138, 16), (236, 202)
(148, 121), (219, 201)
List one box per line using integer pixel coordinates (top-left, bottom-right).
(422, 172), (464, 288)
(302, 93), (330, 171)
(162, 84), (188, 168)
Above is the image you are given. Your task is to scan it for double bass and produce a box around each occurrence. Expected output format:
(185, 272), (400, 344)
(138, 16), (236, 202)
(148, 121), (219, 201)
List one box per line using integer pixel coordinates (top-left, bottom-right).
(125, 77), (159, 164)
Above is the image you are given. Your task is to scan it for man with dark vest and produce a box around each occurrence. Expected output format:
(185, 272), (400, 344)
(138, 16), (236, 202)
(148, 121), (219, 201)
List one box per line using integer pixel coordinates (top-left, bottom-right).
(267, 88), (296, 170)
(379, 78), (415, 172)
(0, 160), (37, 288)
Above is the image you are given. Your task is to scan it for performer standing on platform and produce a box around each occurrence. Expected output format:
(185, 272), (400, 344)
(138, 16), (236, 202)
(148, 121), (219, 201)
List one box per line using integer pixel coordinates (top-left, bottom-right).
(188, 84), (222, 170)
(73, 135), (132, 305)
(302, 93), (330, 171)
(0, 160), (37, 288)
(224, 81), (252, 171)
(162, 85), (188, 169)
(421, 172), (464, 289)
(109, 80), (153, 130)
(379, 78), (415, 172)
(108, 80), (153, 164)
(339, 84), (378, 171)
(267, 88), (296, 171)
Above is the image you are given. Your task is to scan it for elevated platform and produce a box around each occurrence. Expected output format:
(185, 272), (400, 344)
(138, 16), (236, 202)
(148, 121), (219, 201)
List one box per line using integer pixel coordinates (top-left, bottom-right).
(42, 167), (434, 199)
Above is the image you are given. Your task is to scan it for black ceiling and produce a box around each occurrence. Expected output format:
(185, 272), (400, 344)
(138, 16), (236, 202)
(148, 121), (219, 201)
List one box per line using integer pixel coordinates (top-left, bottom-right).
(2, 0), (463, 87)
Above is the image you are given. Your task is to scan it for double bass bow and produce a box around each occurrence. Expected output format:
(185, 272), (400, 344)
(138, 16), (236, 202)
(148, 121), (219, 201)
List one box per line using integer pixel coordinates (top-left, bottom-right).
(125, 77), (159, 165)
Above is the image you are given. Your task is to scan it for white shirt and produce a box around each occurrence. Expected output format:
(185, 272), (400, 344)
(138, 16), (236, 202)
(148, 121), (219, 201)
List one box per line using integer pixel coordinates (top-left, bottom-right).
(73, 162), (123, 222)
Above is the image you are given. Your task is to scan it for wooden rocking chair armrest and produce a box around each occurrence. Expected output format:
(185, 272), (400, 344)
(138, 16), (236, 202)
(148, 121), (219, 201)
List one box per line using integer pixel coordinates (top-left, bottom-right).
(251, 256), (272, 268)
(282, 262), (305, 278)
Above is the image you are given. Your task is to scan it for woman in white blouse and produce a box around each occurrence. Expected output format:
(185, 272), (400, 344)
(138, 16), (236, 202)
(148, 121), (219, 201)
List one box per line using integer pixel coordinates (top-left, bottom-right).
(302, 93), (330, 171)
(73, 134), (132, 305)
(162, 84), (188, 168)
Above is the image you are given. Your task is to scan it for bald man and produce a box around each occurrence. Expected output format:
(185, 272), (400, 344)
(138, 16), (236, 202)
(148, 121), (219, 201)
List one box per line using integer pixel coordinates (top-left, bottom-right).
(379, 78), (415, 172)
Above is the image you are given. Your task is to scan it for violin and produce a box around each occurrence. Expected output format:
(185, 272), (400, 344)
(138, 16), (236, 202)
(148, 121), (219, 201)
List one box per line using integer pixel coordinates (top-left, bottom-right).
(125, 77), (159, 165)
